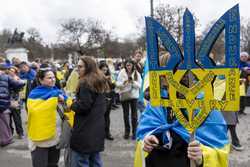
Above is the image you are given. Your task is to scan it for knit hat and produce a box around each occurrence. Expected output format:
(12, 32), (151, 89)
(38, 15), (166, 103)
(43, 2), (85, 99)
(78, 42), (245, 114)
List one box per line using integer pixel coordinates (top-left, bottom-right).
(240, 52), (249, 57)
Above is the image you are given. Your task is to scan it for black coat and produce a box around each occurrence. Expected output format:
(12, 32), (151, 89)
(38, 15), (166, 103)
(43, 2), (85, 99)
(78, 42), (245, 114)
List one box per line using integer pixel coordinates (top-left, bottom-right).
(145, 131), (190, 167)
(70, 83), (106, 154)
(145, 131), (203, 167)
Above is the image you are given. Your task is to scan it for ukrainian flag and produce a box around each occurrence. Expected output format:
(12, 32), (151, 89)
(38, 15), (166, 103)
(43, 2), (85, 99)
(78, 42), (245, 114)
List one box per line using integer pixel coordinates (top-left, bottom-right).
(27, 86), (68, 141)
(134, 104), (230, 167)
(139, 58), (149, 104)
(65, 68), (79, 96)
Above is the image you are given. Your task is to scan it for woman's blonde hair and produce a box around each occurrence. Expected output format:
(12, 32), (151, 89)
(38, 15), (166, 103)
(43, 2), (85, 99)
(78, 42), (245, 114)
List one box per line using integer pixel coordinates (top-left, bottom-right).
(159, 52), (170, 67)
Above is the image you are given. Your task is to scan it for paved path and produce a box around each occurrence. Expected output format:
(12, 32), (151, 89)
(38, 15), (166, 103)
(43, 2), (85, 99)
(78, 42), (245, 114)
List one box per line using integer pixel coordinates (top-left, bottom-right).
(0, 106), (250, 167)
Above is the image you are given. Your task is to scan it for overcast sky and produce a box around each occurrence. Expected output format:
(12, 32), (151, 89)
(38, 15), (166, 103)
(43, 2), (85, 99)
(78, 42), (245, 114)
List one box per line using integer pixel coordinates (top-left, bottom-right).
(0, 0), (248, 44)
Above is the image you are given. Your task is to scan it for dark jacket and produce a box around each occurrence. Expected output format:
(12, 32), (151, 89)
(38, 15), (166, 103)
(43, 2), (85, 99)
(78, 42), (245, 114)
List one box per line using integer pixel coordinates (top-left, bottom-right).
(146, 131), (190, 167)
(0, 73), (25, 112)
(70, 83), (106, 154)
(145, 107), (203, 167)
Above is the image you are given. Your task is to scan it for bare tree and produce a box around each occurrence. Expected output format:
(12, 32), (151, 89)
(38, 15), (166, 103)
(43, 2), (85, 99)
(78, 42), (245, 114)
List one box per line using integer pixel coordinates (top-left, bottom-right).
(199, 20), (225, 63)
(136, 3), (198, 50)
(0, 29), (12, 53)
(58, 18), (107, 56)
(24, 28), (51, 60)
(241, 18), (250, 53)
(154, 3), (199, 46)
(154, 4), (179, 37)
(26, 27), (42, 43)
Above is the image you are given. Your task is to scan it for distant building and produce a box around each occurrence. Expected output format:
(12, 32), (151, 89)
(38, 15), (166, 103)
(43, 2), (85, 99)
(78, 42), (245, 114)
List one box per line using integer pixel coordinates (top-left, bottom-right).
(5, 48), (29, 62)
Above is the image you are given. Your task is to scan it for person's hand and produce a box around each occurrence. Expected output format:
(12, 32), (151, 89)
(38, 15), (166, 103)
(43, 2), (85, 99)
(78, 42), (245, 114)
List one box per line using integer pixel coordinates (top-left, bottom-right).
(243, 67), (249, 71)
(128, 76), (133, 82)
(123, 80), (130, 85)
(58, 95), (64, 102)
(143, 135), (159, 152)
(13, 75), (20, 81)
(240, 78), (246, 84)
(187, 140), (203, 166)
(72, 97), (77, 103)
(10, 100), (19, 108)
(105, 75), (111, 80)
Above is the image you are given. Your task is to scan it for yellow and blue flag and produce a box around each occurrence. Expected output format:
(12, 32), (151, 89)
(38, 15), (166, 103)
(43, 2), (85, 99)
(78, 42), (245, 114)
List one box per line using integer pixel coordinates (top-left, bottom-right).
(134, 102), (230, 167)
(65, 68), (79, 96)
(139, 57), (149, 104)
(27, 86), (67, 141)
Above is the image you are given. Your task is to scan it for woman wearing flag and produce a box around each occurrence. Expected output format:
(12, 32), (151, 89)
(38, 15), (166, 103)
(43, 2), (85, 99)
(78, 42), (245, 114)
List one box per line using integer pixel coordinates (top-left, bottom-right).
(135, 80), (229, 167)
(134, 55), (230, 167)
(27, 67), (67, 167)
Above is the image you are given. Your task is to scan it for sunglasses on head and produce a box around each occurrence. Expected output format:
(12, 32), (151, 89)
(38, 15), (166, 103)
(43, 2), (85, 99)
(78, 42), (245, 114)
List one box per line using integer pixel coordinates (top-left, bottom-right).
(39, 67), (52, 71)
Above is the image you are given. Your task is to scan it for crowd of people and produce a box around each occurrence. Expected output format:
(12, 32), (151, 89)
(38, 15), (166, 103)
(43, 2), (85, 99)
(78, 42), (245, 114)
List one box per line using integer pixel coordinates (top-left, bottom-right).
(0, 50), (145, 167)
(0, 49), (249, 167)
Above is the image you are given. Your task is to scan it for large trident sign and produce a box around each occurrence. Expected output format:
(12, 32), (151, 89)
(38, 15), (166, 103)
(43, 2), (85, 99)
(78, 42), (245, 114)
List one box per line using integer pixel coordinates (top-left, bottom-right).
(146, 5), (240, 133)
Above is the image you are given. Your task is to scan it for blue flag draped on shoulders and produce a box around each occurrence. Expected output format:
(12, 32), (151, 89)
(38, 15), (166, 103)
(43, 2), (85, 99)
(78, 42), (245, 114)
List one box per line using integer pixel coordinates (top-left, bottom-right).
(27, 86), (67, 141)
(134, 102), (230, 167)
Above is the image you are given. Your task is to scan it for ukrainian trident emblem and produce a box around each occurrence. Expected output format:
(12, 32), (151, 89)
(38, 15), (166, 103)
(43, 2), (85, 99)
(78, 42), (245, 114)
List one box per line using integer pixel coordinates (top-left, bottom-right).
(146, 5), (240, 133)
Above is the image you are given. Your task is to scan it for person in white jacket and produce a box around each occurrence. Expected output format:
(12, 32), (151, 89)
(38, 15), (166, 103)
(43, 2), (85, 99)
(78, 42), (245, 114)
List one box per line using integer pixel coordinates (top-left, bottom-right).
(116, 59), (142, 140)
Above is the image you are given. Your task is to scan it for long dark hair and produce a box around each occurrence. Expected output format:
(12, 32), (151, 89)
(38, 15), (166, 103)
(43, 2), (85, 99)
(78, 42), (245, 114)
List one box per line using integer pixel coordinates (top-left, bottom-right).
(99, 62), (111, 76)
(77, 56), (107, 93)
(124, 59), (138, 81)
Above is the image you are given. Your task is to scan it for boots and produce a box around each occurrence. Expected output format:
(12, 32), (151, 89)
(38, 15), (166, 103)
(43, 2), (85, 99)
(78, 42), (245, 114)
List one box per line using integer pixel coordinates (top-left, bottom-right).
(124, 131), (130, 139)
(106, 133), (114, 140)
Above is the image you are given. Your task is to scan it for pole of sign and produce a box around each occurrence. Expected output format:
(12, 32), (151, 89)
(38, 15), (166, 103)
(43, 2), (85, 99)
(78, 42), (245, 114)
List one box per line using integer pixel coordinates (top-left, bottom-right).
(188, 73), (196, 167)
(150, 0), (154, 17)
(190, 133), (196, 167)
(185, 0), (197, 163)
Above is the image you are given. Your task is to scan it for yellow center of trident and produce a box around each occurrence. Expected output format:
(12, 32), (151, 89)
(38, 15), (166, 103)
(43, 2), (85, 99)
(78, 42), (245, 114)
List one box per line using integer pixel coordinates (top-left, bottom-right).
(149, 68), (239, 133)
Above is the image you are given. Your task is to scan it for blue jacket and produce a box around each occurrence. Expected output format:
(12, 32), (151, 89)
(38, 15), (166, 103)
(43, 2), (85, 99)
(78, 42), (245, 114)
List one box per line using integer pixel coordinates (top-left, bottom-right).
(0, 73), (25, 112)
(19, 69), (36, 100)
(19, 69), (36, 81)
(239, 61), (249, 70)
